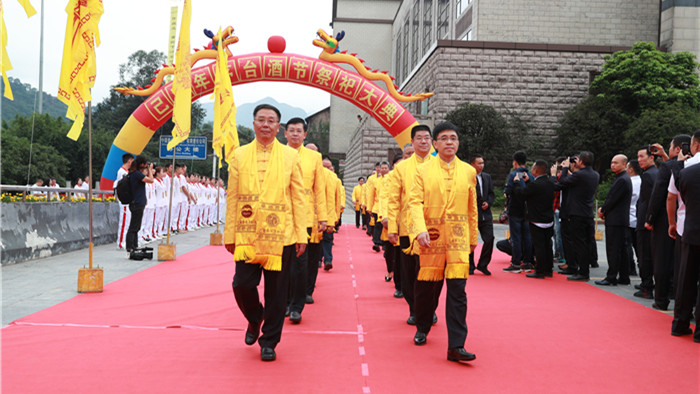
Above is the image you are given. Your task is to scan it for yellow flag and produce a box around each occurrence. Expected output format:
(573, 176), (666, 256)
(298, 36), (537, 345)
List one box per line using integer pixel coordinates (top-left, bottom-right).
(57, 0), (103, 141)
(1, 0), (37, 100)
(212, 29), (239, 167)
(167, 0), (191, 151)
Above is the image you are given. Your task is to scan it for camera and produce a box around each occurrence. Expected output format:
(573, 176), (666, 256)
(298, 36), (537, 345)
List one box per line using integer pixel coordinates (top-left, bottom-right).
(681, 142), (691, 156)
(129, 247), (154, 260)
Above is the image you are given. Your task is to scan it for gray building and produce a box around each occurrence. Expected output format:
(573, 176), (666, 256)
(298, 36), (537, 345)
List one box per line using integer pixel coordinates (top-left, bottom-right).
(333, 0), (700, 200)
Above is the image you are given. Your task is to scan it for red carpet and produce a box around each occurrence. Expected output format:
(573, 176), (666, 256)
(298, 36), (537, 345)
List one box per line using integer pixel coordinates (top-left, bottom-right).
(2, 226), (699, 393)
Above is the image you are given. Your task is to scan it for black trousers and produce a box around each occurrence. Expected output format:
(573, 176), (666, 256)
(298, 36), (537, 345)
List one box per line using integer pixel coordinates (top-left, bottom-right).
(529, 224), (554, 275)
(469, 219), (494, 269)
(355, 209), (361, 228)
(126, 203), (145, 251)
(232, 244), (295, 349)
(392, 244), (402, 292)
(671, 241), (700, 340)
(372, 214), (382, 246)
(605, 225), (630, 284)
(362, 211), (369, 230)
(305, 242), (322, 297)
(568, 216), (594, 277)
(627, 227), (639, 274)
(289, 229), (312, 314)
(399, 236), (420, 316)
(561, 217), (575, 268)
(637, 229), (654, 291)
(652, 221), (675, 306)
(415, 278), (468, 349)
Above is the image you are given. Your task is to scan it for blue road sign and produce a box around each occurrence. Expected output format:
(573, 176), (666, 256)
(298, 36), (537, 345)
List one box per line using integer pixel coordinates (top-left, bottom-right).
(160, 136), (208, 160)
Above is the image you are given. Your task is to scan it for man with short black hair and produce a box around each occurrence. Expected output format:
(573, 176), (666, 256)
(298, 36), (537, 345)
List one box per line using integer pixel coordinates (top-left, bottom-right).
(225, 104), (307, 362)
(409, 121), (478, 362)
(643, 135), (691, 310)
(352, 177), (365, 229)
(469, 154), (495, 275)
(556, 151), (599, 281)
(513, 160), (555, 278)
(503, 151), (534, 273)
(634, 146), (658, 298)
(284, 117), (328, 323)
(116, 154), (134, 249)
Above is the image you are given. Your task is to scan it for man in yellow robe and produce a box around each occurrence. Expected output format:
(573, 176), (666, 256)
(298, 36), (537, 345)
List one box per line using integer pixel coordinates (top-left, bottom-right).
(284, 118), (328, 323)
(408, 121), (478, 362)
(352, 177), (365, 229)
(225, 104), (307, 362)
(387, 125), (433, 325)
(368, 162), (389, 252)
(363, 163), (381, 237)
(321, 157), (341, 270)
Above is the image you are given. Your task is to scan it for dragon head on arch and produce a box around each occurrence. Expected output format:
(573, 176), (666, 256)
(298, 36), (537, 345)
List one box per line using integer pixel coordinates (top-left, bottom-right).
(313, 29), (345, 54)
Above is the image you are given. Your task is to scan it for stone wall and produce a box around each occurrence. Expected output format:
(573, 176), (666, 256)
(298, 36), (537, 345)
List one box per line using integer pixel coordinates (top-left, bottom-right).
(402, 41), (618, 157)
(476, 0), (659, 47)
(1, 202), (119, 265)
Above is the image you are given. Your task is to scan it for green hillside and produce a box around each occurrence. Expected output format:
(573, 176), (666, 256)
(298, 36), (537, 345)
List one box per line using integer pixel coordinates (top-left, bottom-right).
(1, 77), (67, 123)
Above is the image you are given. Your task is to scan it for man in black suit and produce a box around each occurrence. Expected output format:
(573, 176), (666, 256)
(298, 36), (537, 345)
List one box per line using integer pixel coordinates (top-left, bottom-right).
(513, 160), (555, 278)
(556, 151), (599, 281)
(643, 135), (691, 310)
(469, 154), (495, 275)
(634, 146), (658, 299)
(673, 150), (700, 342)
(596, 154), (632, 286)
(503, 151), (534, 273)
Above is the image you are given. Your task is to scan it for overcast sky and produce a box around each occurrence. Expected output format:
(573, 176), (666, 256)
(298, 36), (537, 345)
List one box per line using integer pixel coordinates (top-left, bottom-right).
(4, 0), (333, 115)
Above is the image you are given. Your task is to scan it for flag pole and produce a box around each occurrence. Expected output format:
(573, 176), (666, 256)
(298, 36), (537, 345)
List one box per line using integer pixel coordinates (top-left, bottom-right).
(159, 148), (177, 260)
(88, 100), (93, 269)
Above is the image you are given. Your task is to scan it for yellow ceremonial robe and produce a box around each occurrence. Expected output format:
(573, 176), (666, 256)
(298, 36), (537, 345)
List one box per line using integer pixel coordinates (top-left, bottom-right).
(352, 184), (363, 211)
(294, 145), (328, 242)
(224, 139), (307, 270)
(386, 153), (432, 237)
(408, 155), (478, 280)
(364, 173), (378, 213)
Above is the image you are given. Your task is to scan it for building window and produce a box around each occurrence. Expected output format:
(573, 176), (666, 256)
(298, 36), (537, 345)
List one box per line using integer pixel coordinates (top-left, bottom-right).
(412, 0), (420, 66)
(423, 0), (433, 54)
(396, 31), (402, 83)
(402, 18), (410, 80)
(461, 29), (472, 41)
(437, 0), (449, 39)
(456, 0), (472, 16)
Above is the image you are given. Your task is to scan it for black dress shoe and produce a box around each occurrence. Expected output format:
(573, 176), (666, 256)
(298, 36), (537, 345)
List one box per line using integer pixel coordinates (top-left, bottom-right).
(544, 272), (553, 277)
(567, 274), (589, 281)
(305, 295), (315, 304)
(633, 289), (653, 299)
(469, 269), (475, 275)
(414, 331), (427, 345)
(476, 266), (492, 276)
(433, 313), (438, 325)
(595, 279), (616, 286)
(393, 290), (403, 298)
(260, 347), (276, 361)
(372, 245), (381, 252)
(526, 272), (545, 279)
(406, 315), (416, 325)
(245, 321), (262, 346)
(652, 303), (669, 311)
(447, 347), (476, 362)
(671, 327), (693, 336)
(558, 269), (577, 275)
(590, 262), (599, 268)
(323, 263), (333, 271)
(634, 284), (642, 290)
(289, 311), (302, 324)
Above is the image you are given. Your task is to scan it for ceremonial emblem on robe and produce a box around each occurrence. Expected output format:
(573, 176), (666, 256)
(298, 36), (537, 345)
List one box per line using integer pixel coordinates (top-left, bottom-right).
(266, 213), (280, 227)
(452, 224), (464, 237)
(428, 228), (440, 241)
(241, 204), (253, 218)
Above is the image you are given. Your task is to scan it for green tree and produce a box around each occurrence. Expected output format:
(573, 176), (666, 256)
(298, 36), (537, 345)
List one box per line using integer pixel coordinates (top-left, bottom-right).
(590, 41), (700, 116)
(624, 102), (700, 154)
(554, 95), (630, 172)
(445, 102), (517, 162)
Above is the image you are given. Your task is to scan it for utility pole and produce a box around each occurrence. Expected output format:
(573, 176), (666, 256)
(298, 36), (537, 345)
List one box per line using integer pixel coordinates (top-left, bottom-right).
(37, 0), (44, 114)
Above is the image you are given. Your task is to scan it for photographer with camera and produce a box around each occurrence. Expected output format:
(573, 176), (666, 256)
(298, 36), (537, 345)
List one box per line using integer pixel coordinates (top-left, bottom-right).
(126, 155), (154, 259)
(642, 135), (691, 310)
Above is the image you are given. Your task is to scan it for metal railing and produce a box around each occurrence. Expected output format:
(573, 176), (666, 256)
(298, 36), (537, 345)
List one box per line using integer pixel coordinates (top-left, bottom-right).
(0, 185), (115, 202)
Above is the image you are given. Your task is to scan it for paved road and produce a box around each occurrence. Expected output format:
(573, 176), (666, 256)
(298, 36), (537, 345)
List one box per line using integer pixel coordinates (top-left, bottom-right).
(2, 212), (675, 327)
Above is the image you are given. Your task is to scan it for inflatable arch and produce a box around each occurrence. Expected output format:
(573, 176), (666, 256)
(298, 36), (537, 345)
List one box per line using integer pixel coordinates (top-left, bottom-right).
(99, 31), (432, 190)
